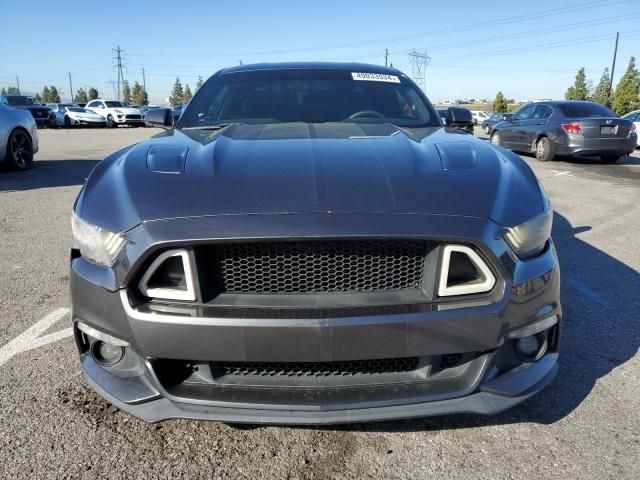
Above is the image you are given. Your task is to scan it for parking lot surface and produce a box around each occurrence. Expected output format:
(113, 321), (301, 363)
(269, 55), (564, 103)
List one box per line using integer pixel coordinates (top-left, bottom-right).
(1, 127), (639, 479)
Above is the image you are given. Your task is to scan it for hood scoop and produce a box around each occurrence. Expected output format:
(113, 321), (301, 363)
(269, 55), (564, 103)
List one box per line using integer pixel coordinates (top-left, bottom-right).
(436, 142), (478, 170)
(147, 145), (189, 174)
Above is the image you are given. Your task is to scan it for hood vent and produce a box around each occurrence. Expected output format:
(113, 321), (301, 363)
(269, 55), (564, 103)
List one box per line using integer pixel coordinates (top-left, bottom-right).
(139, 249), (196, 301)
(438, 245), (495, 297)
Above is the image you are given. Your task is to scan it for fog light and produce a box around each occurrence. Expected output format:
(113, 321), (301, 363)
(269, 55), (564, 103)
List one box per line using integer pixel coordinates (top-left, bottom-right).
(91, 340), (125, 366)
(515, 333), (547, 361)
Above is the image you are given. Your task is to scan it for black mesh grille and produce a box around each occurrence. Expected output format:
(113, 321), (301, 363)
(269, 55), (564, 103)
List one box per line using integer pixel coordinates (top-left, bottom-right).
(218, 357), (421, 377)
(208, 240), (427, 294)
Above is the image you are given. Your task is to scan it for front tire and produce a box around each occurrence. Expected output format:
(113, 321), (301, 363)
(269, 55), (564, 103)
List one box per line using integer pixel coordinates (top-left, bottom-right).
(535, 136), (555, 162)
(601, 155), (620, 163)
(484, 125), (490, 134)
(490, 131), (502, 146)
(64, 115), (71, 128)
(5, 129), (34, 171)
(106, 115), (116, 128)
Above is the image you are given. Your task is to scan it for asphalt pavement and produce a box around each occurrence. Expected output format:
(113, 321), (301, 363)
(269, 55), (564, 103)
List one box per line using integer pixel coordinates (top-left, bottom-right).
(0, 126), (638, 479)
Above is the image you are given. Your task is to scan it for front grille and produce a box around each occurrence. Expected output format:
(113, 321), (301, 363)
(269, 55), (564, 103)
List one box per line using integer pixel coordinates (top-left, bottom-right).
(208, 240), (427, 294)
(218, 357), (421, 378)
(126, 114), (142, 120)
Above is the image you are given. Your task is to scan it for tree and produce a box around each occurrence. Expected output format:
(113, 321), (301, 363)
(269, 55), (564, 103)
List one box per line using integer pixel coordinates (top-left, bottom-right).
(41, 86), (51, 103)
(88, 87), (99, 100)
(131, 81), (148, 106)
(74, 88), (88, 103)
(48, 86), (61, 103)
(33, 93), (42, 104)
(7, 86), (20, 95)
(183, 84), (193, 103)
(169, 77), (184, 106)
(122, 80), (132, 104)
(1, 87), (6, 95)
(591, 68), (612, 106)
(612, 57), (640, 115)
(493, 91), (508, 112)
(195, 76), (204, 92)
(565, 67), (589, 100)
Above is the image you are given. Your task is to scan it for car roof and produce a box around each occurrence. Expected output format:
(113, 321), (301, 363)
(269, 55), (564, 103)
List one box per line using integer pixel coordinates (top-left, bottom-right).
(217, 62), (404, 76)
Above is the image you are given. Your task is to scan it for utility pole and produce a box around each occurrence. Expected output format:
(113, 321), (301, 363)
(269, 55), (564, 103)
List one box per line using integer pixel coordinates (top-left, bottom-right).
(609, 31), (619, 96)
(112, 45), (126, 100)
(385, 48), (389, 67)
(15, 76), (20, 93)
(141, 67), (146, 94)
(68, 73), (74, 102)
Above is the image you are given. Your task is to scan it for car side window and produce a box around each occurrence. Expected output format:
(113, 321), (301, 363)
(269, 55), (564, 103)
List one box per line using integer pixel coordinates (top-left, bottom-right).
(531, 105), (552, 120)
(513, 105), (535, 121)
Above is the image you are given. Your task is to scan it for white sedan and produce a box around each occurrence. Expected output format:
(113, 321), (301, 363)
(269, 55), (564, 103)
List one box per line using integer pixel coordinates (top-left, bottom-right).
(85, 99), (145, 128)
(622, 110), (640, 146)
(50, 105), (107, 128)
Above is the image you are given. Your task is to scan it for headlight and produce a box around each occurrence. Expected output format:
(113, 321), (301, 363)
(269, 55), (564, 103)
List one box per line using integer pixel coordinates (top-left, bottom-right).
(71, 212), (127, 266)
(504, 208), (553, 259)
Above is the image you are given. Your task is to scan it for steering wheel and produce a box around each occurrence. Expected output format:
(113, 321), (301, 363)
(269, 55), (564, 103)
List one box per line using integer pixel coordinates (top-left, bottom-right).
(344, 110), (386, 121)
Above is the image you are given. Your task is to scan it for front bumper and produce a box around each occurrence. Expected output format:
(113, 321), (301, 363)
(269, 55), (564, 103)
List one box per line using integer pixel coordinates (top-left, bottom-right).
(70, 213), (561, 424)
(80, 351), (558, 424)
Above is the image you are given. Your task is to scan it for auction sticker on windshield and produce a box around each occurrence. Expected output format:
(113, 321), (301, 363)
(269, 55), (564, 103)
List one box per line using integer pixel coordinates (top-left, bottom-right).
(351, 72), (401, 83)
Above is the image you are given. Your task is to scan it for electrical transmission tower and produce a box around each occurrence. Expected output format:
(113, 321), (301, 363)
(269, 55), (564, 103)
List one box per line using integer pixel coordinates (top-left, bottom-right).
(407, 50), (431, 92)
(112, 45), (127, 100)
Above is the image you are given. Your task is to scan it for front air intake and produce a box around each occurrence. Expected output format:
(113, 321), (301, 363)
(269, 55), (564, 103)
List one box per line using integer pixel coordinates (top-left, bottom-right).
(438, 245), (496, 297)
(138, 249), (196, 301)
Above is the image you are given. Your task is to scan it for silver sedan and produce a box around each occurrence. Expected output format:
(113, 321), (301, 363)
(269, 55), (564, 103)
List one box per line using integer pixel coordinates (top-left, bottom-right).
(0, 103), (39, 170)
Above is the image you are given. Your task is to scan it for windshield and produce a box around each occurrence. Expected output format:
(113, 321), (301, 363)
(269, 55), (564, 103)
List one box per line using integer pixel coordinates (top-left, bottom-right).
(105, 101), (129, 108)
(180, 69), (437, 128)
(6, 96), (36, 106)
(558, 102), (615, 118)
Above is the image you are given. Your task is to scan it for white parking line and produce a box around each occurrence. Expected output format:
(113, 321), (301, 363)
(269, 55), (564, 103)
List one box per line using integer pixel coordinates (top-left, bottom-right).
(550, 170), (576, 178)
(0, 308), (72, 367)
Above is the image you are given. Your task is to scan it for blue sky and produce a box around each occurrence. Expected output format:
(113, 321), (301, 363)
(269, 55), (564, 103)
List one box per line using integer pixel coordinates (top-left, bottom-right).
(1, 0), (638, 104)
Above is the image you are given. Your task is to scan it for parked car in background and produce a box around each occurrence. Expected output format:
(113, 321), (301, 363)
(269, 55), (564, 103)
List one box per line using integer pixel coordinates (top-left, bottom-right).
(482, 112), (513, 134)
(85, 100), (144, 128)
(0, 103), (39, 170)
(435, 108), (448, 125)
(53, 105), (107, 128)
(490, 101), (637, 163)
(621, 110), (640, 146)
(172, 104), (186, 125)
(138, 105), (159, 119)
(0, 95), (55, 128)
(71, 62), (561, 424)
(470, 110), (490, 125)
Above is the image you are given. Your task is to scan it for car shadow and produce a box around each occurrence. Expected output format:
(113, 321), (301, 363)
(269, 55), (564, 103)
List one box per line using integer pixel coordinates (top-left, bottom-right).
(309, 211), (640, 433)
(0, 159), (100, 192)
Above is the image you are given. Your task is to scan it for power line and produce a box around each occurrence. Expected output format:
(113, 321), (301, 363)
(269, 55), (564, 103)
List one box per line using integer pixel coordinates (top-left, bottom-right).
(125, 0), (627, 59)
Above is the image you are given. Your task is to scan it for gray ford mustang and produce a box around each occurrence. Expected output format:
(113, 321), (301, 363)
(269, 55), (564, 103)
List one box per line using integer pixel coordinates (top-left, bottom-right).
(70, 63), (561, 425)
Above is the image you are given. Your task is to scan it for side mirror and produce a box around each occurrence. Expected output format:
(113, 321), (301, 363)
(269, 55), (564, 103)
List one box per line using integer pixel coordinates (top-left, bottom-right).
(445, 107), (473, 129)
(145, 108), (173, 128)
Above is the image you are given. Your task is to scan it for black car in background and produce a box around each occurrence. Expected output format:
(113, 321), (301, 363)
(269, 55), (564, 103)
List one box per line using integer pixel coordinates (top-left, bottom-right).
(482, 112), (513, 134)
(490, 101), (637, 163)
(0, 95), (55, 128)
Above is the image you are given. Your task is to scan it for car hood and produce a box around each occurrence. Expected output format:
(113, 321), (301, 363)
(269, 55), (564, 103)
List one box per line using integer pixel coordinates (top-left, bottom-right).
(77, 123), (545, 233)
(12, 105), (49, 112)
(70, 111), (104, 120)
